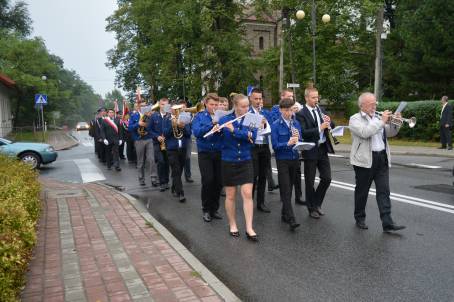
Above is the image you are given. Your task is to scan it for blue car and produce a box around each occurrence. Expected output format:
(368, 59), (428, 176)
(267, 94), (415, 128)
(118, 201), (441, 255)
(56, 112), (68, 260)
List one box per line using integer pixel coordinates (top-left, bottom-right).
(0, 138), (58, 169)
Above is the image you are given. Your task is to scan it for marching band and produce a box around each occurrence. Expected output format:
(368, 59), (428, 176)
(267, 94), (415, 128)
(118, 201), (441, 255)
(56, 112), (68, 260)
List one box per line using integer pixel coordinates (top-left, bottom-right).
(90, 87), (407, 242)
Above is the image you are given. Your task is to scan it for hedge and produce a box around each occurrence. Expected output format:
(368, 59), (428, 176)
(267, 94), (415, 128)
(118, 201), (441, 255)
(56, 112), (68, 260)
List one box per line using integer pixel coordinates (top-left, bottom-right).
(0, 155), (41, 302)
(344, 100), (454, 141)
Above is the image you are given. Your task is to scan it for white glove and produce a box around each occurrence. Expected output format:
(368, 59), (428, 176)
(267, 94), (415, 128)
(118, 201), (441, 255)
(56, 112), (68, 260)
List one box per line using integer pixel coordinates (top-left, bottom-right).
(119, 140), (123, 145)
(103, 139), (109, 145)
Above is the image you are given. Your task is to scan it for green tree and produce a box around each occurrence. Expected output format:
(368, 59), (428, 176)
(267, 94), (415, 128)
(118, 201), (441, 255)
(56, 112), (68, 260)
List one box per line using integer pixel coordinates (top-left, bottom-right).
(0, 0), (32, 36)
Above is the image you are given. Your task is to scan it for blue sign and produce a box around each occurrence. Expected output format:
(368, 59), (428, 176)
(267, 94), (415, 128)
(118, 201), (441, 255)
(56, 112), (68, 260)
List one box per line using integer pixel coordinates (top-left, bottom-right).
(247, 85), (254, 96)
(35, 94), (48, 105)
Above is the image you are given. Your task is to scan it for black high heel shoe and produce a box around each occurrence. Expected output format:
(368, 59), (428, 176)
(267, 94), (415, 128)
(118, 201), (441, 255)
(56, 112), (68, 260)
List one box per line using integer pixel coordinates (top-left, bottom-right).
(245, 232), (258, 242)
(229, 230), (240, 237)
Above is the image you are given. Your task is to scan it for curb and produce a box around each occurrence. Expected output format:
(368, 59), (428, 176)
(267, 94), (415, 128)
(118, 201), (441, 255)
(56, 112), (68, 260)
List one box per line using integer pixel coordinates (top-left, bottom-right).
(96, 183), (241, 302)
(54, 132), (79, 151)
(334, 149), (454, 158)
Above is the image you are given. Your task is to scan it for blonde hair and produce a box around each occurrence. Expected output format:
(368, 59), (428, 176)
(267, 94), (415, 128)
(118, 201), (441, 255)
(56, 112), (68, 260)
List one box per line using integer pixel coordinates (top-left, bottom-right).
(232, 93), (248, 106)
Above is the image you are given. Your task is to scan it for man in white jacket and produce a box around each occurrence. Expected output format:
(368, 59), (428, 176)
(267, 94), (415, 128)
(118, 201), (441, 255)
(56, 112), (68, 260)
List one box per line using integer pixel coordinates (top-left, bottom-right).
(349, 92), (406, 233)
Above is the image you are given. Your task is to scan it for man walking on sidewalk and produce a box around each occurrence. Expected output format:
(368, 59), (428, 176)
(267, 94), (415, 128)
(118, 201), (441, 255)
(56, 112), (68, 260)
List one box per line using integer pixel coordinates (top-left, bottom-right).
(439, 96), (452, 150)
(101, 109), (124, 171)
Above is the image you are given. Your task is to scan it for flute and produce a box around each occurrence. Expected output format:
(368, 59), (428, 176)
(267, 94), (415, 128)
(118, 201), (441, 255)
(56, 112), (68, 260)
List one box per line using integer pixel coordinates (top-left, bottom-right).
(203, 113), (248, 138)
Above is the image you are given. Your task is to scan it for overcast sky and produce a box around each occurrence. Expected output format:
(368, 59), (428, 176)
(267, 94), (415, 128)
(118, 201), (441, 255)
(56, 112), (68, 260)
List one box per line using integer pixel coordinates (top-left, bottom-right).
(25, 0), (120, 97)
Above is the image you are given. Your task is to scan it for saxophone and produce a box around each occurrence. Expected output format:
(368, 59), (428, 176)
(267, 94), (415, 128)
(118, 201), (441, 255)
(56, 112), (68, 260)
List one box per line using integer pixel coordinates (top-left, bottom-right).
(137, 113), (150, 137)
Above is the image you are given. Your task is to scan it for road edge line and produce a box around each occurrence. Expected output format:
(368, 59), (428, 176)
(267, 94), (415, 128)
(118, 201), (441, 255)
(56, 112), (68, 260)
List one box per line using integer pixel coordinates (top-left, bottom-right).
(117, 190), (241, 302)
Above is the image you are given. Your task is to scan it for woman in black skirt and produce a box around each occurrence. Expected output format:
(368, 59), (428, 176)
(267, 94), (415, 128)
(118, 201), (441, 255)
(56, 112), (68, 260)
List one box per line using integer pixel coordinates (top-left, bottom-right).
(217, 94), (258, 241)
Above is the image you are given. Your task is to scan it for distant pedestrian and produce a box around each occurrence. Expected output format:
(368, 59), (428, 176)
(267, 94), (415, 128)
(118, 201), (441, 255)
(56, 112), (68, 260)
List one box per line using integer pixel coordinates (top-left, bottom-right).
(439, 96), (452, 150)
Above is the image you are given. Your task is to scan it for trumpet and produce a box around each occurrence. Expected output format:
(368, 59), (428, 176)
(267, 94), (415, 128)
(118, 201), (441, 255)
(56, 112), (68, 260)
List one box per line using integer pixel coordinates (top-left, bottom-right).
(374, 111), (416, 128)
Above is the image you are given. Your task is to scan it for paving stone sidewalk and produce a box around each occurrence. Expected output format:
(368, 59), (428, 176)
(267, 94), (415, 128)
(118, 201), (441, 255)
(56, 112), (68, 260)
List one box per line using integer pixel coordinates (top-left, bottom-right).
(21, 178), (225, 302)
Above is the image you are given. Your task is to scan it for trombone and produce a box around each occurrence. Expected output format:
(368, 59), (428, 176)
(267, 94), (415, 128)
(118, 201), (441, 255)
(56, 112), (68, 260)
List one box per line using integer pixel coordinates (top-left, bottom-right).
(374, 111), (416, 128)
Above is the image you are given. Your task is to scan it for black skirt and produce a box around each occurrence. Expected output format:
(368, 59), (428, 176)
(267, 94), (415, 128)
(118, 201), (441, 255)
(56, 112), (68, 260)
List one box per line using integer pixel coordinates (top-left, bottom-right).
(222, 160), (254, 186)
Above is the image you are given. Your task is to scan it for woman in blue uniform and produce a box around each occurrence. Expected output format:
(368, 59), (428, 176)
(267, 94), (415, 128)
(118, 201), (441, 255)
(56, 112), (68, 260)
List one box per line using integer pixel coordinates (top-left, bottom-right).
(217, 94), (258, 241)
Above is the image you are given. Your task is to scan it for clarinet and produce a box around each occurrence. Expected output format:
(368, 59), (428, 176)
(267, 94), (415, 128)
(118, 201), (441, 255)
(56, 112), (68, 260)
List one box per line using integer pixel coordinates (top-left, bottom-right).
(317, 105), (339, 145)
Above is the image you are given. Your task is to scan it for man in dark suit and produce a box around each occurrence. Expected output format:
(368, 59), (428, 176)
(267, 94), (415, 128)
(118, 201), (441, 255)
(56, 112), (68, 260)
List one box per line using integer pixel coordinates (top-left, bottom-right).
(439, 96), (452, 150)
(95, 108), (107, 163)
(295, 87), (334, 219)
(101, 109), (124, 171)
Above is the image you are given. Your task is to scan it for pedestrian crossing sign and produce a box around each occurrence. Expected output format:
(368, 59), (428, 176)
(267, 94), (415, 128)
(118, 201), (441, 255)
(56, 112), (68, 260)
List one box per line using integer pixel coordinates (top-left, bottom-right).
(35, 94), (48, 105)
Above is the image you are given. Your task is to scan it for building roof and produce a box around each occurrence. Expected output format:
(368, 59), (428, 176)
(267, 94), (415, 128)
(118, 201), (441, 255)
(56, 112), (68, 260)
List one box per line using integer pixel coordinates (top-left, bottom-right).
(0, 73), (16, 88)
(242, 6), (279, 24)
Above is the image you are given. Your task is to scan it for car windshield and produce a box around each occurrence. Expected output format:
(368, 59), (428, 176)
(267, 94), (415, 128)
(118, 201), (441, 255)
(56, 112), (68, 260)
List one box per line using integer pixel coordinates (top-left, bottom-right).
(0, 138), (13, 144)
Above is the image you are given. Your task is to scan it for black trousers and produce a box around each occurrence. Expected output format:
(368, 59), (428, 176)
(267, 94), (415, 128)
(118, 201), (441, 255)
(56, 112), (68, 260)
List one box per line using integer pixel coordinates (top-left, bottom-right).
(96, 140), (106, 162)
(353, 150), (393, 227)
(106, 143), (119, 168)
(277, 159), (298, 221)
(440, 126), (452, 147)
(126, 137), (137, 162)
(168, 149), (186, 195)
(294, 161), (303, 201)
(154, 143), (170, 185)
(198, 151), (222, 214)
(303, 143), (332, 212)
(118, 142), (125, 159)
(252, 144), (271, 206)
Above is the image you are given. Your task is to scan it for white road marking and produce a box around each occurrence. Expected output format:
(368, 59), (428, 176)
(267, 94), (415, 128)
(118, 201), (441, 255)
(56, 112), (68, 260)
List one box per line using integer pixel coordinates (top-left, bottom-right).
(82, 142), (94, 147)
(328, 154), (345, 158)
(405, 163), (442, 169)
(270, 168), (454, 215)
(188, 151), (453, 214)
(74, 158), (105, 183)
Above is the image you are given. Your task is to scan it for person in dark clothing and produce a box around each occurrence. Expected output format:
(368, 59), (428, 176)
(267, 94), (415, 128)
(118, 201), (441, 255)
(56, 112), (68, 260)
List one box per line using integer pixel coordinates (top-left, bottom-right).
(100, 109), (124, 171)
(439, 96), (452, 150)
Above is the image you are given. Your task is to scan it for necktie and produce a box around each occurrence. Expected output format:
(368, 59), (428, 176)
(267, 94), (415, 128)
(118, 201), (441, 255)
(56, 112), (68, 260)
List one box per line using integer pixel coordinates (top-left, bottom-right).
(312, 109), (318, 125)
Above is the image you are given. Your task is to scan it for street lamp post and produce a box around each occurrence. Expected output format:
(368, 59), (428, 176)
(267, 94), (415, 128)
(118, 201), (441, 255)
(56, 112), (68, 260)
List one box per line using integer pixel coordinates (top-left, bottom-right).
(40, 75), (47, 142)
(296, 4), (330, 85)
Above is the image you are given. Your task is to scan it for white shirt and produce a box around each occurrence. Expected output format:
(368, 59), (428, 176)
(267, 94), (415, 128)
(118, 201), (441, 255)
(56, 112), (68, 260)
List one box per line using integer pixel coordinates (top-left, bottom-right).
(252, 107), (267, 144)
(441, 103), (447, 116)
(362, 112), (385, 152)
(306, 105), (326, 144)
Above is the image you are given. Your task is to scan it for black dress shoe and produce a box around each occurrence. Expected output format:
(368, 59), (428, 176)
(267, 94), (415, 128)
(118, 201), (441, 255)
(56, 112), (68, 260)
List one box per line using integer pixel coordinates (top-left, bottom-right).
(267, 184), (279, 192)
(179, 194), (186, 203)
(356, 221), (369, 229)
(159, 185), (166, 192)
(448, 147), (453, 150)
(295, 200), (306, 206)
(383, 224), (406, 233)
(289, 220), (300, 231)
(115, 167), (121, 171)
(151, 181), (159, 187)
(257, 204), (271, 213)
(245, 232), (258, 242)
(309, 211), (320, 219)
(139, 180), (146, 186)
(202, 212), (211, 222)
(437, 146), (446, 149)
(185, 177), (194, 183)
(229, 230), (240, 237)
(210, 212), (222, 219)
(316, 207), (325, 216)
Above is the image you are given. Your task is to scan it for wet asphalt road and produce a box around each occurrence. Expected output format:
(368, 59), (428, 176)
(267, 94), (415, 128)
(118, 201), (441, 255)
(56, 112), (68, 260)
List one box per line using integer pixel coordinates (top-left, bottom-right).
(41, 131), (454, 302)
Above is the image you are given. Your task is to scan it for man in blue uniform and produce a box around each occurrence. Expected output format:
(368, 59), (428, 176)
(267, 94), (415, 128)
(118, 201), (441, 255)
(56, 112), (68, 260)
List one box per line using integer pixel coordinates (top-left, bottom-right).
(192, 93), (223, 222)
(271, 98), (303, 231)
(150, 98), (171, 191)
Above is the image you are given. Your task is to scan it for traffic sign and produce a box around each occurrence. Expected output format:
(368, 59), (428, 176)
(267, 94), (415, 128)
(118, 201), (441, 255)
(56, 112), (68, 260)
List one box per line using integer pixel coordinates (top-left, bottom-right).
(35, 94), (48, 105)
(286, 83), (300, 88)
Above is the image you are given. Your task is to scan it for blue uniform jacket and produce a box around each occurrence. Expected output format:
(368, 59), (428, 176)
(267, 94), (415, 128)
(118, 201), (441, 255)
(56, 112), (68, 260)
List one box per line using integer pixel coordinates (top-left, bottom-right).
(162, 118), (192, 150)
(219, 112), (258, 162)
(271, 116), (303, 160)
(270, 105), (281, 124)
(150, 112), (170, 144)
(128, 112), (153, 141)
(192, 110), (222, 153)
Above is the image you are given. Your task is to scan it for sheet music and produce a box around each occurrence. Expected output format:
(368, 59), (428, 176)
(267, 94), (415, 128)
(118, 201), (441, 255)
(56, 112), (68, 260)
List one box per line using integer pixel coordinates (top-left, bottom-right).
(395, 101), (407, 114)
(292, 142), (316, 151)
(140, 105), (152, 114)
(178, 112), (192, 125)
(331, 126), (347, 137)
(242, 112), (263, 128)
(213, 110), (230, 123)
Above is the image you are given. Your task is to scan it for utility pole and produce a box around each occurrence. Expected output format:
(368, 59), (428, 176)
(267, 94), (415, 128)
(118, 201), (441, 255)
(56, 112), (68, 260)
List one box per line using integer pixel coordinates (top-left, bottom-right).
(374, 7), (384, 102)
(278, 10), (285, 95)
(311, 0), (317, 85)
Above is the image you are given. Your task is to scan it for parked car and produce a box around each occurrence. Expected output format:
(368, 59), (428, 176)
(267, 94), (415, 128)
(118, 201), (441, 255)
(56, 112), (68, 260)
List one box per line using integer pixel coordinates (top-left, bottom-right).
(76, 121), (90, 131)
(0, 138), (58, 169)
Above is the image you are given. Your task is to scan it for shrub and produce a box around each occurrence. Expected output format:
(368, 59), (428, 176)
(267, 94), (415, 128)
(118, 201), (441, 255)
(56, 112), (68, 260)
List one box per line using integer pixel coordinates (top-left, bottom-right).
(0, 155), (41, 301)
(343, 100), (454, 141)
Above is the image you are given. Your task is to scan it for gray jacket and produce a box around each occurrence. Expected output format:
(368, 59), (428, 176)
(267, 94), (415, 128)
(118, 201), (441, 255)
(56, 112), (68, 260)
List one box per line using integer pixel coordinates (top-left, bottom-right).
(349, 112), (400, 168)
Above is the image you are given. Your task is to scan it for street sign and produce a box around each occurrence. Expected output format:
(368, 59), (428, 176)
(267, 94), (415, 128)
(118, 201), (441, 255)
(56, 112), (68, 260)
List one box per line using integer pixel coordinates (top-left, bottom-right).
(286, 83), (300, 88)
(35, 94), (48, 105)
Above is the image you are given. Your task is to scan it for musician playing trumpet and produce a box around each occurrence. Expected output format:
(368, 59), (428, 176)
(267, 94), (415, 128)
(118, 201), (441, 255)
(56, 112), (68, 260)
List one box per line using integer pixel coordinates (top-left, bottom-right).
(348, 92), (406, 233)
